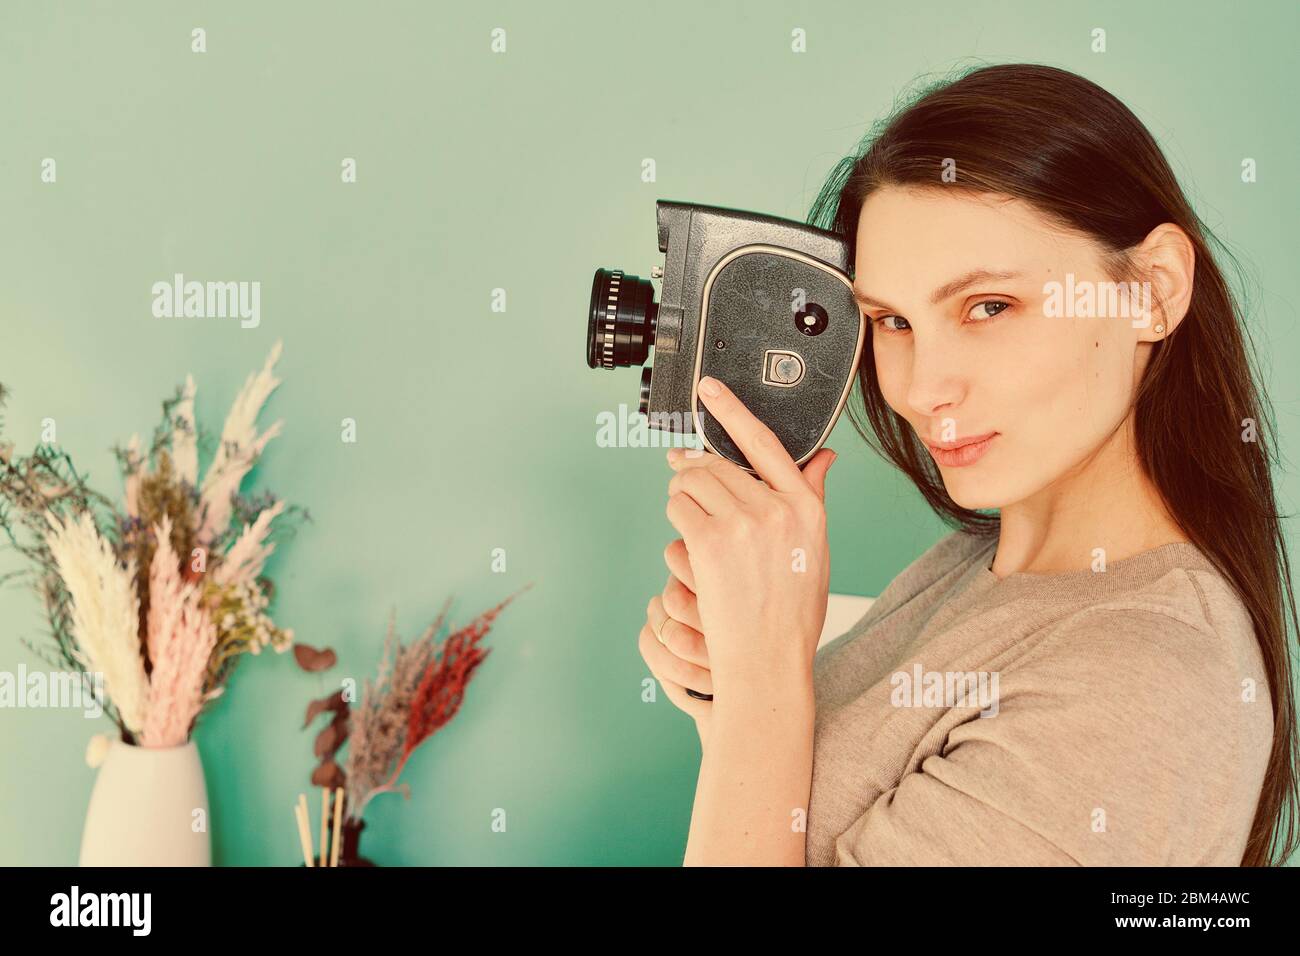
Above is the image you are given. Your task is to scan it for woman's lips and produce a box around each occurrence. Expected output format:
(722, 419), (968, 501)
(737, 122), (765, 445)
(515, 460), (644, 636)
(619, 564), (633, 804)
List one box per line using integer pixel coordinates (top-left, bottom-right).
(926, 433), (998, 467)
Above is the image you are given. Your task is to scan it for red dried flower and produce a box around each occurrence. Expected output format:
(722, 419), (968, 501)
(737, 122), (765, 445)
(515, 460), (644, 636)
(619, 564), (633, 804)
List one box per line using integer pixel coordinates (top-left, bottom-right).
(381, 586), (530, 791)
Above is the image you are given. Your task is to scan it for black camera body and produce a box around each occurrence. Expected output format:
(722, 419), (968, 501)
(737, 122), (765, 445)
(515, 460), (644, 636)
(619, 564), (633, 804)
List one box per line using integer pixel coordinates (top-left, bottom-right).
(588, 200), (865, 473)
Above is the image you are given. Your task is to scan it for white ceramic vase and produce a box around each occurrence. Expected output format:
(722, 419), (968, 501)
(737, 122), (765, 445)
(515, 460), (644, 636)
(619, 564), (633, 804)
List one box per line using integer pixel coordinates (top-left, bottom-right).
(79, 738), (212, 866)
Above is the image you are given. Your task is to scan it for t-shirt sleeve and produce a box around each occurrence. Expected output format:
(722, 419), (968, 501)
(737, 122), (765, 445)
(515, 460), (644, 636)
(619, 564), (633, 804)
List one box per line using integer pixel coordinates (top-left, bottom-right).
(831, 607), (1265, 866)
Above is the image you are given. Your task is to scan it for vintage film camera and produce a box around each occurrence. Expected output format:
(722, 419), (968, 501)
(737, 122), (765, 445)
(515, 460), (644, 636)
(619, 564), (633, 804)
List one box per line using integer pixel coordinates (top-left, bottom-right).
(586, 200), (864, 474)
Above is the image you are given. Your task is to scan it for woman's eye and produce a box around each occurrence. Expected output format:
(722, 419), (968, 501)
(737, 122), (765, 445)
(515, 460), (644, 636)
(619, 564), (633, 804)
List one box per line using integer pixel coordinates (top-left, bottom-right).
(870, 301), (1010, 335)
(968, 300), (1011, 322)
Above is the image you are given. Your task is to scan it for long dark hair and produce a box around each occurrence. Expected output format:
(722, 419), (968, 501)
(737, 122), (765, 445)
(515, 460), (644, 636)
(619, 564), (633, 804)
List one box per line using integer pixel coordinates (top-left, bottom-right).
(809, 63), (1298, 866)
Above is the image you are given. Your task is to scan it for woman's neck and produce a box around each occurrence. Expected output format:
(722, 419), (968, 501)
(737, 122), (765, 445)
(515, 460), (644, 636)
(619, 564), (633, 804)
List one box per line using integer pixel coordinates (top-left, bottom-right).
(990, 410), (1189, 577)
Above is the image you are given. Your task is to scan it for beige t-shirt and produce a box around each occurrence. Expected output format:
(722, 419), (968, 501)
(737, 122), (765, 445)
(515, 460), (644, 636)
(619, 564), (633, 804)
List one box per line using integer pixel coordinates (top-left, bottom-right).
(807, 529), (1272, 866)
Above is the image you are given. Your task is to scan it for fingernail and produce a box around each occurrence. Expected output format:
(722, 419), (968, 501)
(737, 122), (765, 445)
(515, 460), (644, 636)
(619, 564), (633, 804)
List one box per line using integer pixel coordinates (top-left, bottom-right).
(698, 376), (721, 397)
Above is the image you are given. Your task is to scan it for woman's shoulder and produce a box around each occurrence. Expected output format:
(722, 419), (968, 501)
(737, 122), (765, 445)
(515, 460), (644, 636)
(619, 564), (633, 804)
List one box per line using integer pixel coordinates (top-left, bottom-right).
(821, 528), (994, 650)
(870, 527), (994, 609)
(992, 557), (1272, 864)
(1015, 556), (1273, 761)
(929, 526), (999, 567)
(1040, 550), (1263, 686)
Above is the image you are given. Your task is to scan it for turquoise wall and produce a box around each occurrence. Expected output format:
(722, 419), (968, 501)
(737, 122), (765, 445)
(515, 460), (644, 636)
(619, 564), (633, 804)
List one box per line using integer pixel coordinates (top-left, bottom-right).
(1, 0), (1296, 865)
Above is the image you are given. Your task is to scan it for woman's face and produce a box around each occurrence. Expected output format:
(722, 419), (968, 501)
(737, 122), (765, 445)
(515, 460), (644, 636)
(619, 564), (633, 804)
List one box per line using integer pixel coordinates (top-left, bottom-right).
(854, 185), (1149, 511)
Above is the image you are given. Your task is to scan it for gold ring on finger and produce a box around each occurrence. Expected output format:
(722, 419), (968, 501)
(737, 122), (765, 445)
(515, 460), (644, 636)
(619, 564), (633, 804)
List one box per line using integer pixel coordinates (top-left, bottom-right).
(654, 617), (670, 645)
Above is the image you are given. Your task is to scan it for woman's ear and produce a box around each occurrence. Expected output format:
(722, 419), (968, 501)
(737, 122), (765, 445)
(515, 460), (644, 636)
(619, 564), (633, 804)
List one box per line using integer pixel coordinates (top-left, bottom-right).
(1132, 222), (1196, 341)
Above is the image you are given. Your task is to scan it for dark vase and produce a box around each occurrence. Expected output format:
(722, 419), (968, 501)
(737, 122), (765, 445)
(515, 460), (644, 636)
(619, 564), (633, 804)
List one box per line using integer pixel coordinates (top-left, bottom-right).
(339, 818), (376, 867)
(295, 817), (377, 867)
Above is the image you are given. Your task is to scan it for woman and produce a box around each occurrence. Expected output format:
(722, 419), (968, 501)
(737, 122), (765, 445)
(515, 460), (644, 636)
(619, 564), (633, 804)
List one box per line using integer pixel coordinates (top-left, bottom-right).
(639, 63), (1298, 866)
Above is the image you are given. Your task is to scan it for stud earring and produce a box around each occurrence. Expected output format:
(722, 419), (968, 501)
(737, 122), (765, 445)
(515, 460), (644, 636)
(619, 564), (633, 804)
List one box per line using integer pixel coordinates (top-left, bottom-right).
(1153, 323), (1165, 334)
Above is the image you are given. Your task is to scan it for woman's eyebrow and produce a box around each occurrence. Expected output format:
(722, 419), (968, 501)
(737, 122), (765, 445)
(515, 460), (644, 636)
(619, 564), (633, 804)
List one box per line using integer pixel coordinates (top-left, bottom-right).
(852, 269), (1023, 311)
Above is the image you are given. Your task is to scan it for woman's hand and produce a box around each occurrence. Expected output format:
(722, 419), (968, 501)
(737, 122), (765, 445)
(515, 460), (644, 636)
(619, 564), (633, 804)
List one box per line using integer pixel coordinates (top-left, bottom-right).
(639, 554), (713, 745)
(663, 375), (836, 694)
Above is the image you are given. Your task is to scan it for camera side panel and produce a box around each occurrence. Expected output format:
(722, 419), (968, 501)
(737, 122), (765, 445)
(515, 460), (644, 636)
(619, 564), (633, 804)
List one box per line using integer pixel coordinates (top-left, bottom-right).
(694, 248), (863, 470)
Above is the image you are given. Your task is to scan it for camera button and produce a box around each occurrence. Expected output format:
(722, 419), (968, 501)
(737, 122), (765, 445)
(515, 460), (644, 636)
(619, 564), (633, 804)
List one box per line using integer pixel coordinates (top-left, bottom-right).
(763, 350), (805, 387)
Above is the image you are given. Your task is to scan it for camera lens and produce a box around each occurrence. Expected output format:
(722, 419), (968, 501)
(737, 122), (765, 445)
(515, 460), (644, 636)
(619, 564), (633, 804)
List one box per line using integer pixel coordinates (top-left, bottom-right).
(587, 268), (658, 369)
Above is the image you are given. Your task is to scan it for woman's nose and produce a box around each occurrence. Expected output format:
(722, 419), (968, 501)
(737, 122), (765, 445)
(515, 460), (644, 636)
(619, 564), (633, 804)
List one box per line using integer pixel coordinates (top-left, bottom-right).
(903, 336), (968, 420)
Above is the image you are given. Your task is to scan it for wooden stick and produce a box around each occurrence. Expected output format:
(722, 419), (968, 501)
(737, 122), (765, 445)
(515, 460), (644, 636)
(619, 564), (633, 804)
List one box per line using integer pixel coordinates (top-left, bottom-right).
(319, 788), (329, 867)
(297, 797), (314, 867)
(294, 797), (314, 867)
(329, 787), (344, 867)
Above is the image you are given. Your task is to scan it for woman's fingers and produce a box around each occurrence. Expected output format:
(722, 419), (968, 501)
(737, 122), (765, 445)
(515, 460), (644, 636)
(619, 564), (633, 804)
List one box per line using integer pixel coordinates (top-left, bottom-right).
(667, 448), (765, 503)
(666, 464), (737, 516)
(641, 565), (715, 723)
(639, 620), (714, 697)
(663, 538), (696, 593)
(691, 376), (806, 493)
(658, 675), (712, 722)
(660, 574), (703, 634)
(665, 485), (709, 542)
(649, 586), (709, 666)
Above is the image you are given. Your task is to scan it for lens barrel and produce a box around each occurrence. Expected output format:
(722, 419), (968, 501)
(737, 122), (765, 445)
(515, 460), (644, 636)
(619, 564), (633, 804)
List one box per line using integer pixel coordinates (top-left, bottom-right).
(587, 268), (658, 369)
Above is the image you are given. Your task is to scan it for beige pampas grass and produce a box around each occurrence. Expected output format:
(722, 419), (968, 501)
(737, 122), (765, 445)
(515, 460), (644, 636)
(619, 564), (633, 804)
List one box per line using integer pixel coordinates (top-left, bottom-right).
(214, 499), (285, 589)
(44, 511), (150, 733)
(198, 342), (284, 543)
